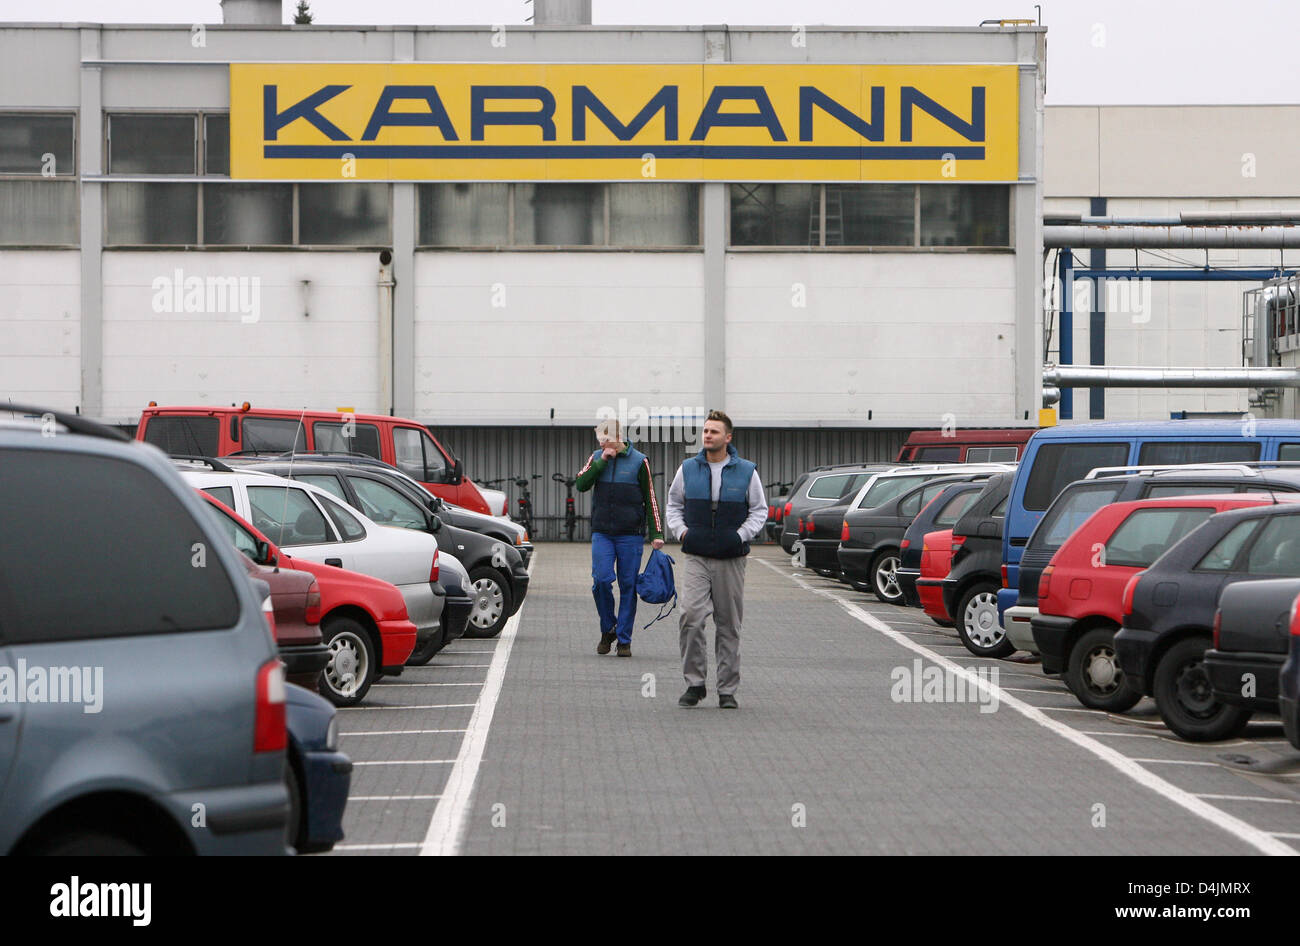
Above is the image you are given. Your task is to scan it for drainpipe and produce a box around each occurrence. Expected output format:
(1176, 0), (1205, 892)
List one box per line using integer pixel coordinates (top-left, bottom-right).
(378, 252), (394, 416)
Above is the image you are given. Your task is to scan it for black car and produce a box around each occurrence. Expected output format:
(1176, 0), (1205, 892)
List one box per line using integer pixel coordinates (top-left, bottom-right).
(235, 459), (529, 638)
(839, 473), (995, 604)
(941, 472), (1014, 658)
(1116, 502), (1300, 741)
(1205, 577), (1298, 718)
(1008, 465), (1300, 661)
(897, 481), (987, 612)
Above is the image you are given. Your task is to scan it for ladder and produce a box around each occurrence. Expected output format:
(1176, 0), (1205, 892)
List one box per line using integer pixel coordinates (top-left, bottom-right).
(808, 187), (844, 246)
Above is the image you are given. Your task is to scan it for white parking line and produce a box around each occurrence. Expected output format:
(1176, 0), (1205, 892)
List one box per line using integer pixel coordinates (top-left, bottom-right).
(1196, 794), (1300, 805)
(341, 729), (468, 736)
(352, 760), (455, 766)
(757, 557), (1298, 857)
(1078, 731), (1160, 739)
(421, 553), (533, 857)
(371, 682), (485, 687)
(333, 843), (422, 851)
(415, 664), (493, 669)
(339, 703), (478, 711)
(1126, 759), (1221, 766)
(350, 795), (442, 801)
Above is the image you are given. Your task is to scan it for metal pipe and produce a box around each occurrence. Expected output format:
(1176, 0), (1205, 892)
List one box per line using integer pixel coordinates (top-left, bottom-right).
(1043, 364), (1300, 388)
(1045, 212), (1300, 227)
(1045, 226), (1300, 249)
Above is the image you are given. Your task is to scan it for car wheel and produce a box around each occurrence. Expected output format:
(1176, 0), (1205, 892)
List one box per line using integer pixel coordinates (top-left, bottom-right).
(813, 567), (837, 579)
(285, 761), (304, 852)
(871, 549), (904, 605)
(466, 566), (513, 638)
(319, 617), (377, 707)
(930, 616), (955, 629)
(1153, 636), (1252, 741)
(955, 583), (1014, 658)
(1064, 626), (1142, 712)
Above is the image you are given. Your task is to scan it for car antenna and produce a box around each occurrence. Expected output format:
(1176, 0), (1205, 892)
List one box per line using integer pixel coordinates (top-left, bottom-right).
(273, 407), (310, 552)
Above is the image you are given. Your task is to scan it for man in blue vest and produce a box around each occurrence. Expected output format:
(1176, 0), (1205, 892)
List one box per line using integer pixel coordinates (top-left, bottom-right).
(665, 410), (768, 708)
(576, 418), (664, 657)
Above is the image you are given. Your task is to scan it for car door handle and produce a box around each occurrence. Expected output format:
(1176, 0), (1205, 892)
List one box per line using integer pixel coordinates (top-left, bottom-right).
(325, 558), (343, 568)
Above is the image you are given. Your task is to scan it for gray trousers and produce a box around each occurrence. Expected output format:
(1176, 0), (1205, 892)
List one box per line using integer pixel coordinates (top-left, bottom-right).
(679, 552), (747, 695)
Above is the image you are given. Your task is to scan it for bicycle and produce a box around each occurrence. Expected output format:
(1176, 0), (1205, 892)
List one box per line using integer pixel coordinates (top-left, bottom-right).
(553, 473), (578, 541)
(512, 474), (541, 537)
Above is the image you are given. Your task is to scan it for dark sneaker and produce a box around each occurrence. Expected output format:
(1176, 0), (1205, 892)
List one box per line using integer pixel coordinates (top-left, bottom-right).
(719, 694), (738, 709)
(678, 685), (706, 707)
(616, 643), (631, 657)
(597, 632), (616, 655)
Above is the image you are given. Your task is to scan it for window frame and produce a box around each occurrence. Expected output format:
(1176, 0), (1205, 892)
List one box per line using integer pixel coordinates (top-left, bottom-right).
(0, 110), (80, 248)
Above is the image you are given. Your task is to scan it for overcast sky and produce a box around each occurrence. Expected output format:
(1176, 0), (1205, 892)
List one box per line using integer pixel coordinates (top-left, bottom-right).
(2, 0), (1295, 105)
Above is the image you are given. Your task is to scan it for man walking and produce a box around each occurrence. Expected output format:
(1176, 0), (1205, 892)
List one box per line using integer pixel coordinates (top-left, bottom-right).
(666, 410), (767, 708)
(576, 418), (664, 657)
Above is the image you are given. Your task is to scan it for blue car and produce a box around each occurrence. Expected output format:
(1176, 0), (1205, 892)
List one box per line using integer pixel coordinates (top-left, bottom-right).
(285, 683), (352, 854)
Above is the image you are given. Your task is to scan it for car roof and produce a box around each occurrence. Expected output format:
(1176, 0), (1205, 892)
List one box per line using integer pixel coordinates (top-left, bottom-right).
(1101, 493), (1297, 513)
(1031, 420), (1300, 440)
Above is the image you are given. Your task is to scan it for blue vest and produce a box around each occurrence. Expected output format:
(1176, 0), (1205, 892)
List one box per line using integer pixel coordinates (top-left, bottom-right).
(590, 445), (647, 536)
(680, 445), (756, 559)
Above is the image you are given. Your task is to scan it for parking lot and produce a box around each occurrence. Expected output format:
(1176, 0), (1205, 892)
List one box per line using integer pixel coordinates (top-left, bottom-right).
(329, 543), (1300, 856)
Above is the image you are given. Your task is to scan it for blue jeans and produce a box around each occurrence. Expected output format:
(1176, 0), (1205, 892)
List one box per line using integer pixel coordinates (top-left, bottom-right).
(592, 532), (644, 644)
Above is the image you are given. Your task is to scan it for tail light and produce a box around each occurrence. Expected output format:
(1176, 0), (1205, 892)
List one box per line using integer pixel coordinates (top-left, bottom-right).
(254, 658), (287, 753)
(1121, 573), (1141, 617)
(784, 501), (793, 516)
(1212, 609), (1222, 649)
(798, 517), (805, 535)
(304, 580), (321, 625)
(901, 538), (911, 550)
(951, 535), (967, 553)
(1001, 564), (1009, 589)
(769, 505), (776, 520)
(1037, 565), (1054, 600)
(840, 520), (850, 542)
(1290, 596), (1300, 636)
(430, 547), (440, 583)
(260, 595), (276, 638)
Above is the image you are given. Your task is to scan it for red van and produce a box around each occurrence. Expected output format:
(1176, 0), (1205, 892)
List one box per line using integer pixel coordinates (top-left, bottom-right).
(136, 403), (500, 515)
(896, 428), (1035, 464)
(1033, 494), (1280, 713)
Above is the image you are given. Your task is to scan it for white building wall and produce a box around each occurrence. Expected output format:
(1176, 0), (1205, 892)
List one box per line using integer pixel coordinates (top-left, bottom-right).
(725, 253), (1018, 426)
(0, 251), (81, 413)
(99, 253), (381, 421)
(412, 252), (705, 425)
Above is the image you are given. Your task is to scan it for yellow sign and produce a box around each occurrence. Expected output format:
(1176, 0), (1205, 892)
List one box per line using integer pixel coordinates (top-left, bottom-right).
(230, 63), (1019, 182)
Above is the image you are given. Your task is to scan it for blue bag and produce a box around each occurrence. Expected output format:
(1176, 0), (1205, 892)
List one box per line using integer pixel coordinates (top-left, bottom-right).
(636, 548), (677, 628)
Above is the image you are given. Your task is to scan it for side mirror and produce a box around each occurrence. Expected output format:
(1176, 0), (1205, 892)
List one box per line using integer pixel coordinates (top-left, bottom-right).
(254, 540), (273, 566)
(429, 514), (443, 533)
(449, 457), (463, 485)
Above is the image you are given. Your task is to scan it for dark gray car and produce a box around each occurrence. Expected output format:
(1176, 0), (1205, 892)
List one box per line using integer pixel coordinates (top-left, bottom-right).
(0, 408), (289, 855)
(779, 464), (896, 553)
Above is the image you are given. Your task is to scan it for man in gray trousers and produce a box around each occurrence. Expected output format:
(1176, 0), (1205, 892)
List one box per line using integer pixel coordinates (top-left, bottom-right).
(665, 410), (768, 709)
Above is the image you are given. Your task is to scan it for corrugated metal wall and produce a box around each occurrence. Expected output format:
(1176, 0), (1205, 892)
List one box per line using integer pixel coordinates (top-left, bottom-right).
(428, 425), (910, 542)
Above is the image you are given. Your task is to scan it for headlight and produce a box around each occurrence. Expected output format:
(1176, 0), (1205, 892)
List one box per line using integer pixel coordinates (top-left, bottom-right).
(325, 715), (339, 752)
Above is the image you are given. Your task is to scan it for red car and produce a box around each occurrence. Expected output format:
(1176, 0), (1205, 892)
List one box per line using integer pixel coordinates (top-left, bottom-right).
(916, 528), (958, 626)
(240, 554), (330, 692)
(1032, 494), (1279, 712)
(200, 492), (418, 706)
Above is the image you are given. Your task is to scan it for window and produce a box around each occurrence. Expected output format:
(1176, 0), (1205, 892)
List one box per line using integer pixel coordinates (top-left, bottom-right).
(204, 183), (293, 245)
(915, 446), (961, 462)
(1279, 444), (1300, 461)
(730, 183), (1010, 248)
(349, 476), (428, 530)
(899, 488), (925, 518)
(608, 183), (699, 246)
(204, 499), (263, 560)
(1137, 441), (1262, 465)
(107, 114), (196, 174)
(1195, 520), (1259, 572)
(859, 475), (932, 509)
(1023, 443), (1129, 511)
(314, 421), (381, 459)
(201, 486), (236, 510)
(807, 473), (856, 500)
(992, 497), (1008, 517)
(1105, 508), (1216, 568)
(1034, 483), (1124, 549)
(204, 114), (229, 176)
(419, 182), (509, 245)
(142, 416), (220, 457)
(247, 485), (334, 547)
(0, 114), (75, 174)
(299, 183), (390, 245)
(1142, 483), (1237, 498)
(296, 474), (347, 503)
(318, 495), (367, 541)
(241, 419), (306, 455)
(105, 182), (199, 245)
(515, 183), (602, 245)
(967, 446), (1020, 463)
(935, 490), (978, 527)
(0, 113), (77, 245)
(393, 427), (446, 481)
(0, 451), (240, 642)
(1244, 515), (1300, 575)
(0, 180), (77, 244)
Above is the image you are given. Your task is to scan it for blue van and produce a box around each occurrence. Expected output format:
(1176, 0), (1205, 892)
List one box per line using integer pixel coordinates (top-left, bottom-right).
(997, 420), (1300, 623)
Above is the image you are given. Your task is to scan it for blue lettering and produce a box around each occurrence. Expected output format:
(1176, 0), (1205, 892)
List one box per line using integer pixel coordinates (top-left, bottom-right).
(799, 86), (885, 142)
(572, 85), (678, 141)
(471, 86), (557, 141)
(263, 84), (350, 141)
(899, 86), (986, 142)
(361, 85), (458, 141)
(689, 86), (787, 142)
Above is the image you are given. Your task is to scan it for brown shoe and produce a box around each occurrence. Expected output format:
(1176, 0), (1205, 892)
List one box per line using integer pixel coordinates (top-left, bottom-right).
(597, 632), (616, 655)
(616, 643), (631, 657)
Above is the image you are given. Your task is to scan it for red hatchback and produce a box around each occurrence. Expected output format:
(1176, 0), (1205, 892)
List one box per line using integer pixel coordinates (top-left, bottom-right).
(916, 528), (958, 626)
(201, 493), (419, 706)
(1032, 494), (1279, 712)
